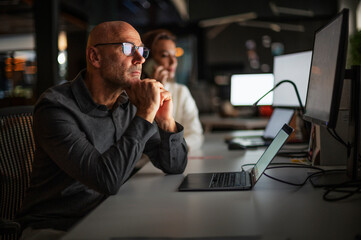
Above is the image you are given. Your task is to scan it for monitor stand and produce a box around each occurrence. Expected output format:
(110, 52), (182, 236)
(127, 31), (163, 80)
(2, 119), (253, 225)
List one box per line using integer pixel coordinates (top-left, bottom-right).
(345, 65), (361, 180)
(308, 65), (361, 182)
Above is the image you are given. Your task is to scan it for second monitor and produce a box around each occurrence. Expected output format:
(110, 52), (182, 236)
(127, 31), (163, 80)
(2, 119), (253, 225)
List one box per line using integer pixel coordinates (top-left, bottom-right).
(272, 50), (313, 108)
(230, 73), (274, 106)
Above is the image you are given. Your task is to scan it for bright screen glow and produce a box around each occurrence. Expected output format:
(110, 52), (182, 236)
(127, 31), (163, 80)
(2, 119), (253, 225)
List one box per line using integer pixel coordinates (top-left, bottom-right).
(273, 51), (312, 107)
(230, 73), (274, 106)
(253, 127), (290, 181)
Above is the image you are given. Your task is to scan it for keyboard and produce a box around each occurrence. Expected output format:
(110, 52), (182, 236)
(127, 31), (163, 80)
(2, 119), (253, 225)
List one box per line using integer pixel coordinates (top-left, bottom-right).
(210, 171), (247, 188)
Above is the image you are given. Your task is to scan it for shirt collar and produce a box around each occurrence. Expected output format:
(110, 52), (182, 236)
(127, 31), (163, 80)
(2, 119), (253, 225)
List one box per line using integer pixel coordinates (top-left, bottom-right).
(71, 69), (129, 113)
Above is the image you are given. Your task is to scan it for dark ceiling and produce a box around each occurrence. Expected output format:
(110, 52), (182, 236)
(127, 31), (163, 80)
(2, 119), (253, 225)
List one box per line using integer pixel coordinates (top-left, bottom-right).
(0, 0), (339, 36)
(0, 0), (185, 35)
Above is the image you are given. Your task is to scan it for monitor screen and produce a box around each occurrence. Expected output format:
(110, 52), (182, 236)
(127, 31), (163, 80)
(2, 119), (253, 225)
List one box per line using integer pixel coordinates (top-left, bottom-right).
(303, 9), (348, 128)
(230, 73), (274, 106)
(273, 51), (312, 107)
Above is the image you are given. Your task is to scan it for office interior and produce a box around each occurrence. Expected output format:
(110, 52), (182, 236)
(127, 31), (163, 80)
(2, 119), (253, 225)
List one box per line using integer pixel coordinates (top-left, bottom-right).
(1, 0), (361, 184)
(2, 1), (361, 239)
(1, 0), (359, 113)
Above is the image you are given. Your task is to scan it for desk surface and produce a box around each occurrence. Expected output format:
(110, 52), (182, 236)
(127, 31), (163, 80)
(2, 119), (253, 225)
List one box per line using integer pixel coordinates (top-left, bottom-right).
(200, 114), (269, 132)
(62, 132), (361, 240)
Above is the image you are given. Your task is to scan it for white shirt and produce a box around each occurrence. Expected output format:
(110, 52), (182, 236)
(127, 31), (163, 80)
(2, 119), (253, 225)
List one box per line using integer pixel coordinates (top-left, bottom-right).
(164, 82), (204, 150)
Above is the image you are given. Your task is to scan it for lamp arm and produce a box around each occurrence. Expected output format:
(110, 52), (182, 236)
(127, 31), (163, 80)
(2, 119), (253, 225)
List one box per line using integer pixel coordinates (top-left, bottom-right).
(253, 79), (305, 115)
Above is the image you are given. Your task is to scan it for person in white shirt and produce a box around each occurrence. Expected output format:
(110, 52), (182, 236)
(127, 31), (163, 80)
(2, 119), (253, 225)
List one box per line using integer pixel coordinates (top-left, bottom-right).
(142, 29), (204, 150)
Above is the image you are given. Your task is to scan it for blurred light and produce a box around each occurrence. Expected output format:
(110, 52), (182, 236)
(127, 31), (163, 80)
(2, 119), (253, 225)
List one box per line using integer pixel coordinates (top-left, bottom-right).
(261, 64), (270, 72)
(199, 12), (257, 28)
(247, 50), (258, 60)
(250, 59), (260, 69)
(271, 42), (284, 56)
(176, 47), (184, 57)
(58, 52), (66, 64)
(58, 31), (67, 51)
(270, 23), (281, 32)
(262, 35), (271, 48)
(357, 2), (361, 30)
(245, 39), (256, 50)
(214, 75), (229, 85)
(5, 57), (25, 72)
(140, 0), (151, 8)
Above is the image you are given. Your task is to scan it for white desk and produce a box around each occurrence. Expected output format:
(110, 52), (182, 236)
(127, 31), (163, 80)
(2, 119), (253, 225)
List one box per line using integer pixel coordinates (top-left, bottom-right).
(200, 114), (269, 132)
(62, 132), (361, 240)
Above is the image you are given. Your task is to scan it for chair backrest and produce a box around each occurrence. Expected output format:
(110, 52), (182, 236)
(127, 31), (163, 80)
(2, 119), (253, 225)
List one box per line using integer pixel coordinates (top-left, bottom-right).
(0, 106), (34, 225)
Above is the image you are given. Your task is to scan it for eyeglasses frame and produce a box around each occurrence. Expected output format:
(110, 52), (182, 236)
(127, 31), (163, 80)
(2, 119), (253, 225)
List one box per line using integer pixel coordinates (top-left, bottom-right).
(93, 42), (150, 59)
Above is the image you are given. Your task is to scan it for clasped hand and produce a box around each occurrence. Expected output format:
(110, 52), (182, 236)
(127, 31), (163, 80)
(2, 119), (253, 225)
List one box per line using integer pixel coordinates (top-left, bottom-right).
(126, 79), (176, 132)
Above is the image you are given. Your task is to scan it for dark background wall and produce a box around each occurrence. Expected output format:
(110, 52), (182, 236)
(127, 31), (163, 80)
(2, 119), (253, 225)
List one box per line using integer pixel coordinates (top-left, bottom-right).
(0, 0), (352, 108)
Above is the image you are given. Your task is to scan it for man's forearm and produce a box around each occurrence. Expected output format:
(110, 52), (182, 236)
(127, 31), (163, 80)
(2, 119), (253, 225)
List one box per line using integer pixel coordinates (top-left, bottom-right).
(156, 118), (177, 132)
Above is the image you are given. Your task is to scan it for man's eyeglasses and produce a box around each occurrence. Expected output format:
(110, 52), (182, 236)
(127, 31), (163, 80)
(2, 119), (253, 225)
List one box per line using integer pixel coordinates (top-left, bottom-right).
(94, 42), (150, 59)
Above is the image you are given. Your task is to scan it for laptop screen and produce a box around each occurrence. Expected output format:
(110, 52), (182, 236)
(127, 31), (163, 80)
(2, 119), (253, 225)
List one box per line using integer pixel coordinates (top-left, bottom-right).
(253, 124), (293, 181)
(263, 108), (294, 139)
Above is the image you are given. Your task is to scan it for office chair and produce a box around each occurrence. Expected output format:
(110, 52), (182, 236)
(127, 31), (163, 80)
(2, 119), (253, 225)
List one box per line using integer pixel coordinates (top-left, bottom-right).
(0, 106), (34, 240)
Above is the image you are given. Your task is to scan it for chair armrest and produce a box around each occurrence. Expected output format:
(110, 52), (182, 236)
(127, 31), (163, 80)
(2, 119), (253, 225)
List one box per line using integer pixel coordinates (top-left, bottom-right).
(0, 218), (21, 235)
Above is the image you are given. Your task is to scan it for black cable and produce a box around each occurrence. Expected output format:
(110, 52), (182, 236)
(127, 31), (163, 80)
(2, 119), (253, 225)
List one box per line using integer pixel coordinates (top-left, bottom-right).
(264, 164), (324, 186)
(242, 162), (323, 186)
(323, 181), (361, 201)
(242, 162), (361, 201)
(327, 127), (353, 158)
(253, 80), (305, 114)
(308, 169), (348, 188)
(326, 128), (342, 143)
(327, 128), (349, 148)
(331, 128), (347, 146)
(265, 165), (361, 201)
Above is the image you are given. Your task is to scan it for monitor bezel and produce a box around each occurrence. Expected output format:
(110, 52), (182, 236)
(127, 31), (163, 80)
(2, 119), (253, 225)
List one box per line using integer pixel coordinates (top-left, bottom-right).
(303, 9), (349, 129)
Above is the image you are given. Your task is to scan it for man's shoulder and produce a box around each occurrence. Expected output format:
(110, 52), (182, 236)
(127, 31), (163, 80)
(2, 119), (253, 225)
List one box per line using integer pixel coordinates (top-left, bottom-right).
(35, 81), (75, 110)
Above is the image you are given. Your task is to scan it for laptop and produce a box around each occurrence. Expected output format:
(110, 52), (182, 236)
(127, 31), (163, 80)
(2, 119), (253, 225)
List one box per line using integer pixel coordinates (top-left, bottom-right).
(228, 108), (294, 149)
(178, 124), (293, 191)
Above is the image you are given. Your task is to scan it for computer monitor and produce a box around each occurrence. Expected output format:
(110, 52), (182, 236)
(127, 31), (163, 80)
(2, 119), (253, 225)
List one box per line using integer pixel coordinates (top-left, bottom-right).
(303, 9), (361, 180)
(230, 73), (274, 106)
(273, 51), (312, 108)
(303, 9), (348, 129)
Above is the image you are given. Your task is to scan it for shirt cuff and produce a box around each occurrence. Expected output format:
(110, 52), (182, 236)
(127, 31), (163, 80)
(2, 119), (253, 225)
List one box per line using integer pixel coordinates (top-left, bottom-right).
(124, 116), (158, 143)
(158, 122), (185, 148)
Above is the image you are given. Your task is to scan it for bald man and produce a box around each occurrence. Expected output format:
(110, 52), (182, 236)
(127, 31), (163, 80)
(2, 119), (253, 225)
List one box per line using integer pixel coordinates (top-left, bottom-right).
(16, 21), (188, 240)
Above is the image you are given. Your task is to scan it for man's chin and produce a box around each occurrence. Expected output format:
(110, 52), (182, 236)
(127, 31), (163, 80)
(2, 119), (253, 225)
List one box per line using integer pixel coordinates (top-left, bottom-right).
(122, 77), (140, 88)
(129, 76), (141, 82)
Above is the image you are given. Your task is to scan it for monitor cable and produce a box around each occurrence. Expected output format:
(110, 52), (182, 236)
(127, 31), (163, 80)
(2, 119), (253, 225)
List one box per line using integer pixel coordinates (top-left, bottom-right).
(264, 163), (324, 187)
(322, 181), (361, 201)
(253, 80), (305, 114)
(267, 165), (361, 201)
(326, 127), (352, 157)
(253, 79), (311, 135)
(242, 162), (361, 201)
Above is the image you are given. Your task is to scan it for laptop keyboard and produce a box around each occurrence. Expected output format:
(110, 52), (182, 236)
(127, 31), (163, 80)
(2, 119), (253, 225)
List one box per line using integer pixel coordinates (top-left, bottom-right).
(210, 171), (247, 188)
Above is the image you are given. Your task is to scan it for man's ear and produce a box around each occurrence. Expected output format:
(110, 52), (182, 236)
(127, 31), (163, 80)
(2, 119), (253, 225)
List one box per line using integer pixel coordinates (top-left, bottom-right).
(87, 47), (101, 68)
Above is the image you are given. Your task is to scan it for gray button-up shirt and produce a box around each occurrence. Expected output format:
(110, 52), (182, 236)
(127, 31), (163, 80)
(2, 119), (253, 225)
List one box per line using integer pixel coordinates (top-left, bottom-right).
(17, 70), (188, 231)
